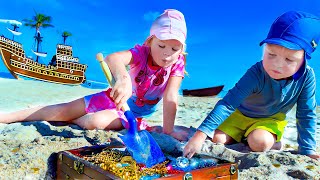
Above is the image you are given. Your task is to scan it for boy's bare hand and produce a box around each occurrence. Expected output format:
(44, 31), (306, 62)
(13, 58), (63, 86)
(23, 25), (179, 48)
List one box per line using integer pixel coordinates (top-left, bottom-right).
(183, 130), (207, 158)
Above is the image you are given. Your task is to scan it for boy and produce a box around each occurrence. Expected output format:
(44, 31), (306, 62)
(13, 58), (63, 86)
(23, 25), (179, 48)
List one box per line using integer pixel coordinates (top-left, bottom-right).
(184, 11), (320, 161)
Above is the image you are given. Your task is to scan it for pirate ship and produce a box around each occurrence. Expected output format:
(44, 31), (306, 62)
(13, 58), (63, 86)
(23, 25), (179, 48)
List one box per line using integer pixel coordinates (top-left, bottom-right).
(0, 19), (87, 85)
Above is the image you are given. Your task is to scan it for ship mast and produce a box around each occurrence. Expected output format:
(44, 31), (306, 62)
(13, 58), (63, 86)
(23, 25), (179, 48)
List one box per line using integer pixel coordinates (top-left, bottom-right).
(32, 31), (47, 62)
(22, 12), (53, 62)
(11, 24), (19, 40)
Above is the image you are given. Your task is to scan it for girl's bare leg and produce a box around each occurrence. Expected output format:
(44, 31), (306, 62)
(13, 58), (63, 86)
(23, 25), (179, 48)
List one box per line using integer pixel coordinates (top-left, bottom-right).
(0, 98), (86, 123)
(1, 97), (125, 130)
(72, 110), (124, 130)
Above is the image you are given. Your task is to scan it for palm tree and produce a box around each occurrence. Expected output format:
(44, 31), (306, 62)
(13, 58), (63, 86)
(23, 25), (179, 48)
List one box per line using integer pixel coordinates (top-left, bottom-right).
(62, 31), (72, 45)
(23, 11), (54, 62)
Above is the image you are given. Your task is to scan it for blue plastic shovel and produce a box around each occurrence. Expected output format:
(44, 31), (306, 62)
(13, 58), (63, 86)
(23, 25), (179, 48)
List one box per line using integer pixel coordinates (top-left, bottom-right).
(96, 53), (165, 167)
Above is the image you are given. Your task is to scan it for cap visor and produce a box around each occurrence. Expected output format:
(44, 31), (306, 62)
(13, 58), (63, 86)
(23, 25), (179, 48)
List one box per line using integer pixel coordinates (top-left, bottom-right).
(154, 32), (185, 44)
(259, 38), (302, 50)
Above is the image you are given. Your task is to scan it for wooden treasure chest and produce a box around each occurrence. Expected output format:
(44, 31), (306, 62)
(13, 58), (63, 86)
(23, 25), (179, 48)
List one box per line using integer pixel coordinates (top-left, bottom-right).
(57, 144), (238, 180)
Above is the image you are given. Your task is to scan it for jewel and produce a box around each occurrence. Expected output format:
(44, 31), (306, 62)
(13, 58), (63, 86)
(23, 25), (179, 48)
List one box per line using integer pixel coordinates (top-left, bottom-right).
(176, 156), (189, 168)
(166, 164), (173, 170)
(189, 158), (199, 169)
(116, 163), (122, 168)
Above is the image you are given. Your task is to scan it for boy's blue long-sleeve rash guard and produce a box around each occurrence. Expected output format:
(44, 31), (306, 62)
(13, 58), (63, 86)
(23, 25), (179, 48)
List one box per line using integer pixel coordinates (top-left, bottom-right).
(198, 61), (317, 155)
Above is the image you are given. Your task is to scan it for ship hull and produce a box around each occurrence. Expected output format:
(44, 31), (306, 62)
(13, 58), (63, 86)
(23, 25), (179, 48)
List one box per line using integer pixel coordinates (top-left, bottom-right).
(0, 36), (87, 85)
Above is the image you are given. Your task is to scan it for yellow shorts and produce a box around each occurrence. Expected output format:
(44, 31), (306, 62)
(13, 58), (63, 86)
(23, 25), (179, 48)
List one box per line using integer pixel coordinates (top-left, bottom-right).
(217, 109), (288, 142)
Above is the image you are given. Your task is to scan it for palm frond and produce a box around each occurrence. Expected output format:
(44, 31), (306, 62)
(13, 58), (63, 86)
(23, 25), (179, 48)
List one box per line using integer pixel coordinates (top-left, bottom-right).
(42, 24), (54, 28)
(23, 11), (54, 32)
(62, 31), (72, 37)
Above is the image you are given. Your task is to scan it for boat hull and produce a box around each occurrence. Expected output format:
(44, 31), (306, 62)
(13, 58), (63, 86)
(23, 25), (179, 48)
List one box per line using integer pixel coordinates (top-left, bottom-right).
(182, 85), (224, 97)
(0, 36), (87, 85)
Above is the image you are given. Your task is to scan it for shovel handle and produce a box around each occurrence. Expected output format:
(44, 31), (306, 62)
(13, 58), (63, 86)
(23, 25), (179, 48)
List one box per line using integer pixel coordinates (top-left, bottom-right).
(96, 53), (130, 112)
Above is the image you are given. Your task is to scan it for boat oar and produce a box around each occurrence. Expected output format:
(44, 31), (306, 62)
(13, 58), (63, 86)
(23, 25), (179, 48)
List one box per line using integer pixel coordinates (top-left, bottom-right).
(96, 53), (166, 167)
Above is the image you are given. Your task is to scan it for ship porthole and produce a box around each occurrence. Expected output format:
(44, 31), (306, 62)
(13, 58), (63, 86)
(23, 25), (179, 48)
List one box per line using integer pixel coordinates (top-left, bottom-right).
(70, 69), (73, 74)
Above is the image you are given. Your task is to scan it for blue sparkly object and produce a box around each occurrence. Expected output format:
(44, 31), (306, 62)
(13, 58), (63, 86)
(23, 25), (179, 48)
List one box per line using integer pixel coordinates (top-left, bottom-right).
(176, 157), (189, 168)
(167, 155), (219, 172)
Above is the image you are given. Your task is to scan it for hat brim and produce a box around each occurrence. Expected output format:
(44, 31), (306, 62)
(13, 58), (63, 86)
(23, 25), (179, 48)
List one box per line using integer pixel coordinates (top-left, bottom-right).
(259, 38), (302, 50)
(154, 32), (185, 45)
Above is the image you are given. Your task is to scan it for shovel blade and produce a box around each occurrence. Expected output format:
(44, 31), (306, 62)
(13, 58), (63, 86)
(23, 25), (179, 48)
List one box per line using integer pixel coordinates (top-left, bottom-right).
(120, 130), (166, 167)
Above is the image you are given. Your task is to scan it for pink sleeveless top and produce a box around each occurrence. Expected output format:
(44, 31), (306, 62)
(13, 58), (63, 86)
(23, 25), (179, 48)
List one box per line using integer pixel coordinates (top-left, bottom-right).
(127, 44), (185, 117)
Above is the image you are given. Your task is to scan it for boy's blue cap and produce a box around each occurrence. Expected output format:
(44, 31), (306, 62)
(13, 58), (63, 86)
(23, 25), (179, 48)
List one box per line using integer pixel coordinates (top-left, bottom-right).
(260, 11), (320, 59)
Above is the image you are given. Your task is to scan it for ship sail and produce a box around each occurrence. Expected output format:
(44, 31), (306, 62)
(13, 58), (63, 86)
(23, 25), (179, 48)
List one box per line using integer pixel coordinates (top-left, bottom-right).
(0, 19), (22, 26)
(31, 49), (47, 57)
(0, 19), (22, 40)
(6, 27), (22, 36)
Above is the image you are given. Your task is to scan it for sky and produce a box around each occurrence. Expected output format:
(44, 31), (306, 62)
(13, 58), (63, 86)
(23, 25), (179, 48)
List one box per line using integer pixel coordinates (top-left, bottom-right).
(1, 0), (320, 100)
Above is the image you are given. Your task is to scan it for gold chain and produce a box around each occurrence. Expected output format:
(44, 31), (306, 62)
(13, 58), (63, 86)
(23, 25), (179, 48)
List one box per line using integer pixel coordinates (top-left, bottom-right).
(84, 149), (168, 180)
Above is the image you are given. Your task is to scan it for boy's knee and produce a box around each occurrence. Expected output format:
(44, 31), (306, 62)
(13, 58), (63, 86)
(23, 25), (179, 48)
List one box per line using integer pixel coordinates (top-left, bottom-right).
(212, 135), (225, 144)
(247, 129), (276, 152)
(248, 140), (272, 152)
(212, 130), (235, 144)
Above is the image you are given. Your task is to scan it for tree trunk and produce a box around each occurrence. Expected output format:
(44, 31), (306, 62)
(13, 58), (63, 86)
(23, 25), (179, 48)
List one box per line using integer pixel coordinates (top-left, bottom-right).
(36, 32), (40, 62)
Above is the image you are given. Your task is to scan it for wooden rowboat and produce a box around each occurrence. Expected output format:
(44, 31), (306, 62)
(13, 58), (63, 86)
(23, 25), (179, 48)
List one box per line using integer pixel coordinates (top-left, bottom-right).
(182, 85), (224, 97)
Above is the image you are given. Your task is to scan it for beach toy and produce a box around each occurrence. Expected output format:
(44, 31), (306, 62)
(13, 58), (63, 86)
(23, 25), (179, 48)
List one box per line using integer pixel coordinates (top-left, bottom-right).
(96, 53), (165, 167)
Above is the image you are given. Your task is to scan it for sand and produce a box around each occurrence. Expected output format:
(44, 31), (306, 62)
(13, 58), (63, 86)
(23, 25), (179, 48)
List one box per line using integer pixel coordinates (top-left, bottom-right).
(0, 78), (319, 179)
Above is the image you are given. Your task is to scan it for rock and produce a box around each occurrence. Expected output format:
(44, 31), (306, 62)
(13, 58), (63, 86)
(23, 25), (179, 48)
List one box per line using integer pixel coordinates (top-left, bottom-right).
(236, 153), (272, 169)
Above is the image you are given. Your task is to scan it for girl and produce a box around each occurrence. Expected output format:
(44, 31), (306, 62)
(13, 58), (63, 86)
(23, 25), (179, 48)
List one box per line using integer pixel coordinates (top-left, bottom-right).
(0, 9), (188, 140)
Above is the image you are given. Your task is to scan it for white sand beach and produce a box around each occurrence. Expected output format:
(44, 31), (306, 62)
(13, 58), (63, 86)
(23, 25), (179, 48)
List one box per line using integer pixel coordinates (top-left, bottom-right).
(0, 78), (319, 179)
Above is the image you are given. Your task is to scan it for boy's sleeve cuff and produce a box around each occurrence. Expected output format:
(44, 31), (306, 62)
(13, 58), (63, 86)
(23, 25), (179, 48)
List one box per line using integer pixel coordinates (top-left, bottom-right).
(197, 126), (214, 139)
